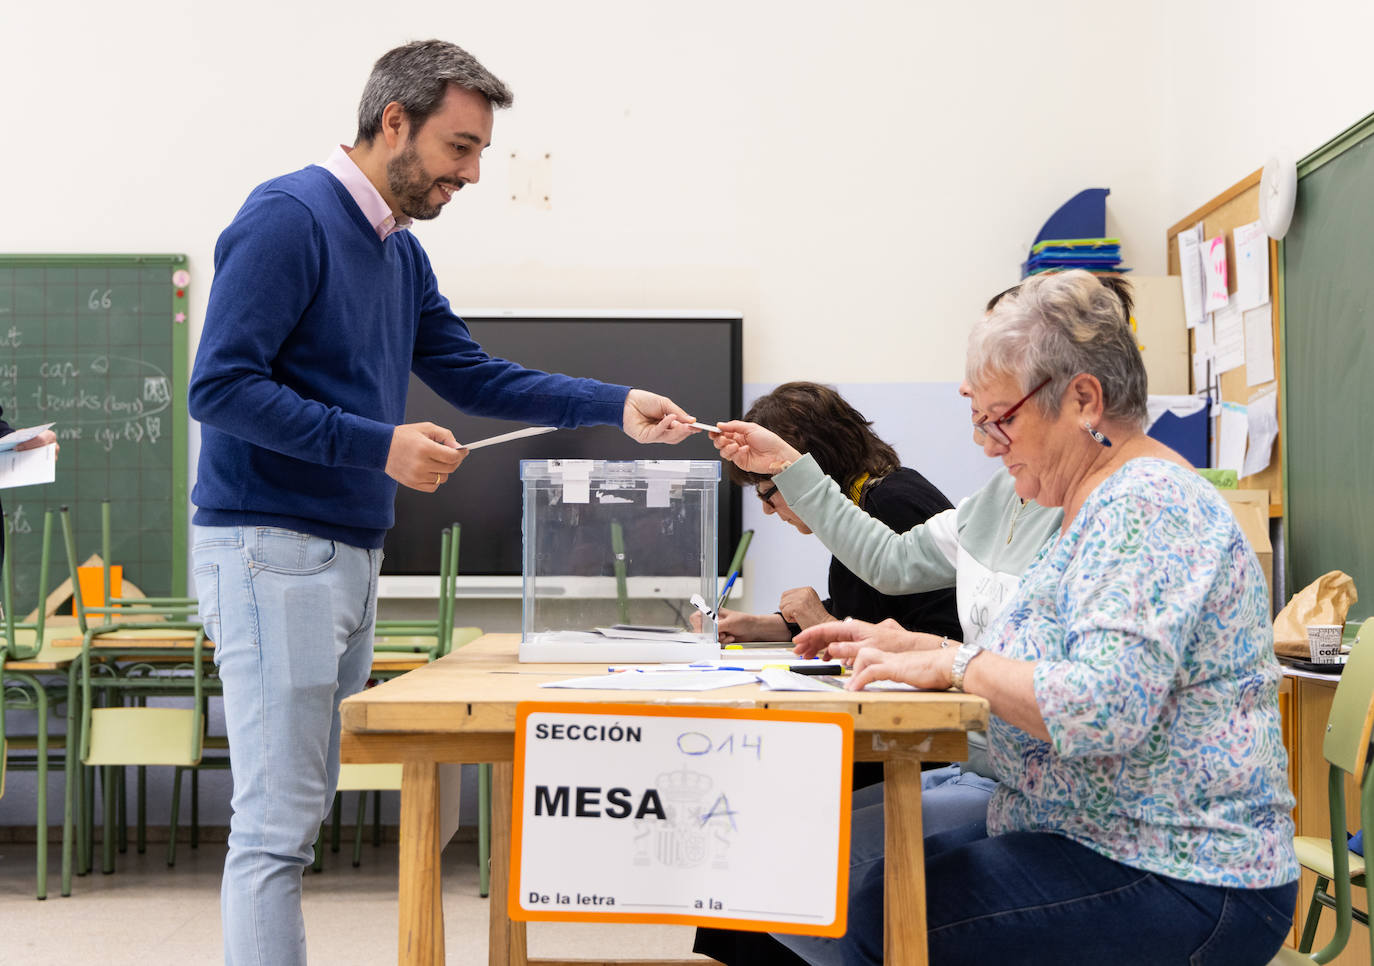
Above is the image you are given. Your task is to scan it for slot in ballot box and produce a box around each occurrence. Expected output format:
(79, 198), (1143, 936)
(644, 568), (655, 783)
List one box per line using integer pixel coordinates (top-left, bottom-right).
(519, 459), (720, 662)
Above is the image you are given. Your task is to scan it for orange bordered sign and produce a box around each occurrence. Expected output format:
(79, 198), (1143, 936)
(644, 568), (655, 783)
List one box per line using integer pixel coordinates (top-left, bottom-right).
(509, 701), (853, 936)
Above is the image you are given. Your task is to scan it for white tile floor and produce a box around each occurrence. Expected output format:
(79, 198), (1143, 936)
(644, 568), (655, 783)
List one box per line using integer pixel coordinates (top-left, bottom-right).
(0, 837), (709, 964)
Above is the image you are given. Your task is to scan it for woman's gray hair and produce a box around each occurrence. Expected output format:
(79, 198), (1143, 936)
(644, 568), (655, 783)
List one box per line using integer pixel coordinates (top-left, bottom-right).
(966, 270), (1147, 426)
(356, 40), (513, 144)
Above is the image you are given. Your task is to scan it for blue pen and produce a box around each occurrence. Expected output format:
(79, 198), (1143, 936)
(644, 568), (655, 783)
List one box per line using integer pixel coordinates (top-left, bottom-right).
(715, 570), (740, 612)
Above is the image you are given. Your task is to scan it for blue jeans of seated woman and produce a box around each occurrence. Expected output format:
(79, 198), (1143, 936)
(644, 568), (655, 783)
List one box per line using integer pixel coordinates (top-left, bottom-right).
(193, 526), (382, 966)
(775, 816), (1297, 966)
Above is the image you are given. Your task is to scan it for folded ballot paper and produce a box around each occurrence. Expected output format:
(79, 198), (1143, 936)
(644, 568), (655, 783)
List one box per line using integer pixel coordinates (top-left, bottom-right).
(518, 627), (718, 663)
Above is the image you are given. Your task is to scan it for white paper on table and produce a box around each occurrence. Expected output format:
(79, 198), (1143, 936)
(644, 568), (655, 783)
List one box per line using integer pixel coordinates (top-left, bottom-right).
(757, 668), (845, 691)
(538, 670), (759, 691)
(855, 679), (919, 692)
(1178, 229), (1207, 327)
(1204, 235), (1230, 311)
(1212, 303), (1246, 375)
(1192, 315), (1215, 390)
(1233, 220), (1270, 311)
(1216, 401), (1249, 474)
(1244, 304), (1276, 386)
(1243, 387), (1279, 479)
(0, 442), (57, 489)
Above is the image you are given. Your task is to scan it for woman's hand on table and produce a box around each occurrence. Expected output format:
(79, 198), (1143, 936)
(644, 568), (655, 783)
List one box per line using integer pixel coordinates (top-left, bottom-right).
(846, 646), (959, 692)
(792, 617), (947, 660)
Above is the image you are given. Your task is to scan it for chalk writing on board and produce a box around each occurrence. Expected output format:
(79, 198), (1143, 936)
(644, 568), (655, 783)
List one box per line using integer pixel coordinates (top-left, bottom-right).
(4, 502), (34, 535)
(0, 353), (172, 447)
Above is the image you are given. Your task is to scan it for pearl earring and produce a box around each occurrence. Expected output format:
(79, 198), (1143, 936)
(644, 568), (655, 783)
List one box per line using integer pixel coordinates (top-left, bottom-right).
(1083, 421), (1113, 448)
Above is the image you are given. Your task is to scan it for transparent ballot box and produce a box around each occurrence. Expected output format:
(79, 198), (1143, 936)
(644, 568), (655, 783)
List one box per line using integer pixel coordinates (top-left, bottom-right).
(519, 459), (719, 662)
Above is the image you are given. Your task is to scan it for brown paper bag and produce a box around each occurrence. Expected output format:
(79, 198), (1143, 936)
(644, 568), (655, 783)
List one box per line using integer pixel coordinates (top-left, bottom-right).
(1273, 570), (1359, 659)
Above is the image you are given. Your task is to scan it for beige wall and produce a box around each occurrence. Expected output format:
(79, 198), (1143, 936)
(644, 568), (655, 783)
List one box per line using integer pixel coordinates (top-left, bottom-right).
(2, 0), (1169, 390)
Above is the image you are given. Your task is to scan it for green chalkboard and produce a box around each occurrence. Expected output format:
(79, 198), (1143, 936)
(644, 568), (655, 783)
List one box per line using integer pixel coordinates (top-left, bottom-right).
(1280, 113), (1374, 597)
(0, 255), (189, 610)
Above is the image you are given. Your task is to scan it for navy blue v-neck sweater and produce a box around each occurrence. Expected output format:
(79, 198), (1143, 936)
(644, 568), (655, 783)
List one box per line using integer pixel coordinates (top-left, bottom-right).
(190, 166), (628, 548)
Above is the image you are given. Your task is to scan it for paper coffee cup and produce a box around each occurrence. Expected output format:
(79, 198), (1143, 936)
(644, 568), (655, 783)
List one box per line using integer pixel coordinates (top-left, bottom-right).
(1307, 624), (1344, 664)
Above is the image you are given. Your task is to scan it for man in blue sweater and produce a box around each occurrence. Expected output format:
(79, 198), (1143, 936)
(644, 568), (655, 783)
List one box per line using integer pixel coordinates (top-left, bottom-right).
(189, 40), (698, 965)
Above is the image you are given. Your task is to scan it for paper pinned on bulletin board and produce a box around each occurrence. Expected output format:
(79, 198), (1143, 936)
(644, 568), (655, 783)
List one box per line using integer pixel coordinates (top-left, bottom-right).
(1243, 386), (1279, 479)
(1203, 235), (1230, 311)
(1211, 303), (1246, 376)
(1192, 315), (1215, 390)
(1244, 304), (1276, 386)
(1216, 401), (1248, 474)
(1233, 220), (1270, 312)
(1178, 226), (1207, 327)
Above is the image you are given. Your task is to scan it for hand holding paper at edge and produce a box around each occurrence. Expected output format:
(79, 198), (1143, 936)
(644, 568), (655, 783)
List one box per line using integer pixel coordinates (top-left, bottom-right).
(0, 423), (57, 453)
(621, 388), (699, 444)
(711, 419), (804, 476)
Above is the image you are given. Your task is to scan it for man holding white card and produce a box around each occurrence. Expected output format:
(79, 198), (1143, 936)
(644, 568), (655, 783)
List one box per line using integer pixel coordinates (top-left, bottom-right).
(187, 40), (699, 966)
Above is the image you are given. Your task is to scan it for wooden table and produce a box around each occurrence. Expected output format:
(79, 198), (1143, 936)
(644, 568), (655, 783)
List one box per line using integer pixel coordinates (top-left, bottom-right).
(53, 629), (432, 673)
(340, 633), (988, 966)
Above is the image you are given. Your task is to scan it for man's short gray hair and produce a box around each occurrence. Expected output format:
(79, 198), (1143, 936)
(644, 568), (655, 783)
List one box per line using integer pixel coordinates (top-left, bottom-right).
(356, 39), (513, 144)
(965, 270), (1148, 426)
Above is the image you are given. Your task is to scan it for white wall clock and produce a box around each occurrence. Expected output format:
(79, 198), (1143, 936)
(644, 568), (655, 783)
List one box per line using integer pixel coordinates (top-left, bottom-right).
(1260, 156), (1297, 240)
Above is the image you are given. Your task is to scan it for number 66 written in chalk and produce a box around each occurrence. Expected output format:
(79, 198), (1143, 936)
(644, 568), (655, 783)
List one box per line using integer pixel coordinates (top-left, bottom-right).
(87, 289), (112, 310)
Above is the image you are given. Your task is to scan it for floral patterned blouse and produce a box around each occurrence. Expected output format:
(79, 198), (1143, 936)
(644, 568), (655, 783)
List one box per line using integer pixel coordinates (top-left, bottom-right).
(984, 458), (1298, 889)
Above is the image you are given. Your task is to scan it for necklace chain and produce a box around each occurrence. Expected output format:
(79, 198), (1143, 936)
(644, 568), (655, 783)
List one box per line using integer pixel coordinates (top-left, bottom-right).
(1007, 499), (1027, 544)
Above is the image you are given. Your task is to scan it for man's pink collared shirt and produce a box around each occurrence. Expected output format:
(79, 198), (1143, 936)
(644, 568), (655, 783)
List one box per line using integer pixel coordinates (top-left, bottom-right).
(320, 145), (412, 241)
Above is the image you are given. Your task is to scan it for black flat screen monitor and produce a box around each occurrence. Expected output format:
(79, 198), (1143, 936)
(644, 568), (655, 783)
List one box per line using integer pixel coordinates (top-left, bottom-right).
(382, 312), (743, 577)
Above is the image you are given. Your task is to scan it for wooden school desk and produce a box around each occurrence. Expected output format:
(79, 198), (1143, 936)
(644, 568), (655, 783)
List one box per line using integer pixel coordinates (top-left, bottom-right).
(339, 633), (989, 966)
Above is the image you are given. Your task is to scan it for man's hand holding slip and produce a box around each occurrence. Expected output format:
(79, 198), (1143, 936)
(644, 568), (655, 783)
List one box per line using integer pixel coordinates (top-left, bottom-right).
(386, 421), (467, 492)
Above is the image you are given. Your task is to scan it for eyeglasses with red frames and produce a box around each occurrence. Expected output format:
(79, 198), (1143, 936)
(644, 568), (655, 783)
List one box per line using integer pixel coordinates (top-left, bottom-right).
(973, 377), (1051, 446)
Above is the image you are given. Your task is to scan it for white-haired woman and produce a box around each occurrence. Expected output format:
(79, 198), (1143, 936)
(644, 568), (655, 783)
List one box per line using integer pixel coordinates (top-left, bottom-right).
(713, 269), (1298, 966)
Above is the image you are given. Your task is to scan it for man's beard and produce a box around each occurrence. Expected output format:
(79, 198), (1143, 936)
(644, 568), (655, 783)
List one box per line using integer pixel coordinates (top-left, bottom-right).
(386, 141), (445, 221)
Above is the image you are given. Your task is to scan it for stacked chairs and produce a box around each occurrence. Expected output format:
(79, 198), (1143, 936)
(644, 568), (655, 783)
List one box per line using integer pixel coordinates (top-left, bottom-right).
(0, 509), (70, 898)
(58, 504), (209, 881)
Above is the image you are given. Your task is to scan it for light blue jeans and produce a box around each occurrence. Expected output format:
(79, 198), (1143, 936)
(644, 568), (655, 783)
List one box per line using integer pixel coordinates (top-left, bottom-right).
(193, 526), (382, 966)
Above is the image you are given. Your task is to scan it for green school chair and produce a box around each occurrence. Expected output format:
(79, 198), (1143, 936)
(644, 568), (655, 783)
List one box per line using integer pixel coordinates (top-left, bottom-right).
(1273, 619), (1374, 963)
(0, 509), (72, 899)
(59, 505), (209, 879)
